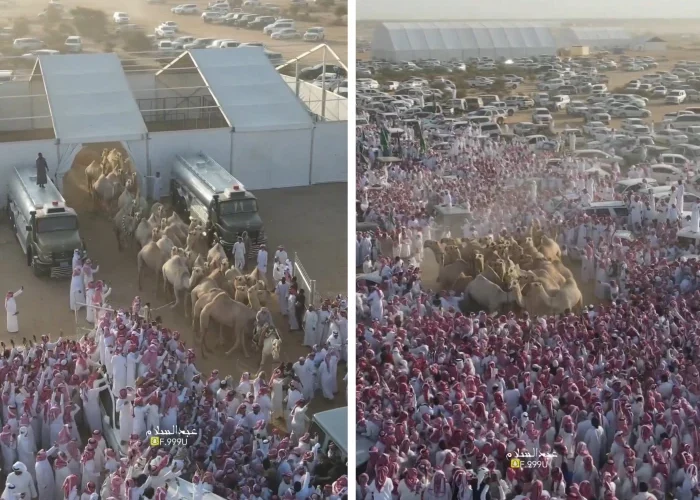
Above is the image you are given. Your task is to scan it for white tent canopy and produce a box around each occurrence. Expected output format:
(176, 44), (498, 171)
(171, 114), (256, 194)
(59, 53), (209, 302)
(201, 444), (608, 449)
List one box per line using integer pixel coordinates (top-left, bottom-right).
(372, 22), (557, 62)
(33, 53), (148, 143)
(558, 27), (632, 49)
(164, 48), (314, 132)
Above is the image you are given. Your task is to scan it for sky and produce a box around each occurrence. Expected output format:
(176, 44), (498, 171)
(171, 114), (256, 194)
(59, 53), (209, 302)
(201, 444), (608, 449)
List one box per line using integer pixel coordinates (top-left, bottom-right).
(357, 0), (700, 20)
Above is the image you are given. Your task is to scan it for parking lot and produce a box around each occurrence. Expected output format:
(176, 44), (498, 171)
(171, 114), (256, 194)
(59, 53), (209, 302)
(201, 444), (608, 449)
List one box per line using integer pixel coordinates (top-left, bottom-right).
(1, 0), (347, 65)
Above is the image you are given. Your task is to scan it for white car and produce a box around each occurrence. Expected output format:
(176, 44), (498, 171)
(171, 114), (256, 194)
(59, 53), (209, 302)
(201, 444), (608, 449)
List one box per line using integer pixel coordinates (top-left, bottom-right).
(171, 4), (198, 14)
(532, 108), (552, 124)
(263, 20), (294, 34)
(583, 121), (609, 135)
(649, 164), (686, 185)
(566, 101), (588, 116)
(201, 11), (224, 22)
(155, 25), (176, 38)
(113, 11), (129, 23)
(271, 28), (300, 40)
(21, 49), (59, 59)
(158, 21), (179, 31)
(666, 90), (687, 105)
(614, 105), (652, 119)
(652, 86), (667, 97)
(171, 35), (196, 49)
(13, 38), (44, 51)
(621, 118), (645, 131)
(513, 122), (538, 136)
(654, 129), (689, 146)
(303, 27), (325, 42)
(64, 36), (82, 53)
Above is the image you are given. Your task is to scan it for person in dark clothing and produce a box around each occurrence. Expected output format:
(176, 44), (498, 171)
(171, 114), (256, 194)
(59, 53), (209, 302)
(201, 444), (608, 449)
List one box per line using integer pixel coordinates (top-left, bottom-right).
(294, 289), (306, 329)
(36, 153), (48, 188)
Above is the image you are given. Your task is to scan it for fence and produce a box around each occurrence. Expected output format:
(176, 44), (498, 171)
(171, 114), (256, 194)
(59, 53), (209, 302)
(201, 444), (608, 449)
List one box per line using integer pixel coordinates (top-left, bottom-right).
(293, 252), (321, 306)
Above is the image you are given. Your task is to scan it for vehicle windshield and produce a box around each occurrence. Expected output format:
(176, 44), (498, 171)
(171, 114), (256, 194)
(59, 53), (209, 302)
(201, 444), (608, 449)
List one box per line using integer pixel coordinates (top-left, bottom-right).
(219, 199), (258, 215)
(36, 215), (78, 233)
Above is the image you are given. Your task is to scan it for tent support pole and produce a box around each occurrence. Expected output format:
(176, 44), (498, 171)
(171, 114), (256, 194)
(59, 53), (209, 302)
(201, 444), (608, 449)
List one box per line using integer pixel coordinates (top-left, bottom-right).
(308, 125), (315, 185)
(321, 46), (327, 120)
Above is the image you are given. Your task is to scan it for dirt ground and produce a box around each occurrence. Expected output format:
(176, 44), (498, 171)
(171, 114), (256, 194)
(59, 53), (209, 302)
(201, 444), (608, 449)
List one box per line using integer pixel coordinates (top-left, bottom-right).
(1, 0), (347, 64)
(0, 144), (347, 418)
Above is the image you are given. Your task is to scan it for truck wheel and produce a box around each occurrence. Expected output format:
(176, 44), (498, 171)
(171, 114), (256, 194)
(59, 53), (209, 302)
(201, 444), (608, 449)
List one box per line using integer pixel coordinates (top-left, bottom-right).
(26, 248), (32, 267)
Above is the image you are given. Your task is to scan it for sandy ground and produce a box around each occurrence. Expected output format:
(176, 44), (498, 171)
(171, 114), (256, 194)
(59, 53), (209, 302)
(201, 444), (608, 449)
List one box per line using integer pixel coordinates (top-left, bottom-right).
(0, 144), (348, 418)
(2, 0), (347, 64)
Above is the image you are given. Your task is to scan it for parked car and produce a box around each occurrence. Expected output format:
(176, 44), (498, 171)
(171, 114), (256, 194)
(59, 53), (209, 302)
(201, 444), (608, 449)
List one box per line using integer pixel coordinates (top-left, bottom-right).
(271, 28), (300, 40)
(155, 25), (176, 38)
(64, 36), (82, 53)
(171, 35), (196, 49)
(158, 21), (179, 31)
(666, 90), (687, 105)
(614, 105), (652, 119)
(303, 27), (325, 42)
(532, 108), (553, 125)
(648, 164), (686, 185)
(183, 37), (215, 49)
(654, 129), (689, 146)
(201, 11), (224, 22)
(264, 20), (294, 34)
(112, 11), (129, 23)
(13, 38), (44, 51)
(171, 4), (198, 14)
(247, 15), (276, 29)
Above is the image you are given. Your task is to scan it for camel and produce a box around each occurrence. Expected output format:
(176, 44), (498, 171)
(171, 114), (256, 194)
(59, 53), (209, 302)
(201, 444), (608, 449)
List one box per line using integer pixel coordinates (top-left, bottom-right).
(137, 241), (167, 291)
(199, 292), (256, 359)
(423, 240), (445, 267)
(522, 237), (546, 260)
(519, 270), (560, 295)
(162, 248), (192, 315)
(539, 235), (562, 262)
(480, 265), (505, 289)
(189, 263), (230, 314)
(521, 279), (583, 316)
(462, 275), (519, 313)
(233, 285), (248, 304)
(92, 172), (120, 212)
(84, 160), (102, 197)
(192, 287), (225, 332)
(186, 229), (209, 261)
(117, 180), (135, 211)
(160, 219), (184, 248)
(247, 325), (281, 369)
(244, 268), (267, 288)
(532, 259), (567, 286)
(451, 273), (473, 293)
(148, 204), (164, 227)
(207, 241), (228, 269)
(165, 211), (189, 242)
(156, 233), (175, 260)
(443, 245), (462, 266)
(114, 210), (140, 252)
(437, 259), (471, 288)
(135, 220), (156, 248)
(552, 260), (575, 281)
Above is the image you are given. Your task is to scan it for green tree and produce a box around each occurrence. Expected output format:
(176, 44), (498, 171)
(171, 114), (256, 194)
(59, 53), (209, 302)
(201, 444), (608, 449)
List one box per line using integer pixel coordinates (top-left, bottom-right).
(123, 31), (153, 53)
(12, 17), (30, 38)
(334, 4), (347, 17)
(70, 7), (107, 42)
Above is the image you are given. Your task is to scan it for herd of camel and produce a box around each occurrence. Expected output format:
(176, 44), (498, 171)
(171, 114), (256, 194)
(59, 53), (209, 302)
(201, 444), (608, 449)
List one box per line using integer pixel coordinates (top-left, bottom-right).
(389, 223), (584, 315)
(81, 149), (281, 365)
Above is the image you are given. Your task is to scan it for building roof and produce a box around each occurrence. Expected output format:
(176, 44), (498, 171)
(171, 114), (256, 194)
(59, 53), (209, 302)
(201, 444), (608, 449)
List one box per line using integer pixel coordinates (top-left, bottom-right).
(32, 53), (148, 143)
(373, 21), (557, 55)
(161, 48), (313, 132)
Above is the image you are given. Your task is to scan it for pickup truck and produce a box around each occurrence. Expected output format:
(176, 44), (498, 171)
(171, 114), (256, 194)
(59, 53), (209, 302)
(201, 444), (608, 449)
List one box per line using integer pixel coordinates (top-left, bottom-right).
(466, 77), (495, 88)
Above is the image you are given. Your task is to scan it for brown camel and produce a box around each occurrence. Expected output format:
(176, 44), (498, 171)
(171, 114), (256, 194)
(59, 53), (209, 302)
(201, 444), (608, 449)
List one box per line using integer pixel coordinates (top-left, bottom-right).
(199, 292), (256, 359)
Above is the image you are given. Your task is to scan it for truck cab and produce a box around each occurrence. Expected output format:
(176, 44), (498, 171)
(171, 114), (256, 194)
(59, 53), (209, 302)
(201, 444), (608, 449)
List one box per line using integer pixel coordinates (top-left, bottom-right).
(7, 166), (85, 277)
(170, 153), (266, 258)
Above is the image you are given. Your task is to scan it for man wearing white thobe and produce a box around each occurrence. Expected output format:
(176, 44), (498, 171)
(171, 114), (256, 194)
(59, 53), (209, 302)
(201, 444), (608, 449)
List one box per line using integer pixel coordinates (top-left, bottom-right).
(256, 245), (268, 274)
(232, 237), (246, 270)
(275, 246), (288, 266)
(4, 287), (23, 334)
(276, 278), (290, 316)
(69, 268), (84, 312)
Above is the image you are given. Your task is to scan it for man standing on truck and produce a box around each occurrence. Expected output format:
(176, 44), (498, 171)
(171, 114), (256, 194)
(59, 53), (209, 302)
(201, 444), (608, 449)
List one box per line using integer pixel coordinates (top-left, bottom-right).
(36, 153), (48, 188)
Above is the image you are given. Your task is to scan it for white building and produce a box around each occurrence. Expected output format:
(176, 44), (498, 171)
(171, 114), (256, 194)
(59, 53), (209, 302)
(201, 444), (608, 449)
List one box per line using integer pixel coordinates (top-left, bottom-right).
(636, 36), (667, 52)
(558, 27), (632, 50)
(371, 22), (558, 62)
(0, 48), (346, 202)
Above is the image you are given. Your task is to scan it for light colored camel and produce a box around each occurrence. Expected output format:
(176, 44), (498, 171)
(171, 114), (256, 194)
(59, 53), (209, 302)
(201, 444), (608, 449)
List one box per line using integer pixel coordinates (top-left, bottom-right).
(207, 241), (227, 269)
(234, 285), (249, 305)
(192, 287), (226, 332)
(160, 219), (184, 248)
(199, 292), (256, 359)
(189, 267), (226, 319)
(165, 211), (189, 242)
(463, 275), (517, 313)
(135, 220), (157, 248)
(117, 180), (134, 211)
(149, 204), (164, 227)
(162, 248), (193, 315)
(137, 241), (167, 291)
(521, 278), (583, 316)
(84, 160), (102, 197)
(241, 325), (281, 370)
(186, 228), (209, 259)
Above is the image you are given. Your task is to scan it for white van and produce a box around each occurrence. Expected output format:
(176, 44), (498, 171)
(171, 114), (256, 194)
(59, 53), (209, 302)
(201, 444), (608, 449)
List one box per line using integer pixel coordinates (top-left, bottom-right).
(550, 94), (571, 111)
(671, 113), (700, 132)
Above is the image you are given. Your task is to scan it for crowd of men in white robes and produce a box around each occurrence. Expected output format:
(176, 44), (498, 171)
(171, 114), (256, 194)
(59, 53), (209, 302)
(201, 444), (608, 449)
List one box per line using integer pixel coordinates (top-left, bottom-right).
(355, 123), (700, 500)
(0, 240), (347, 499)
